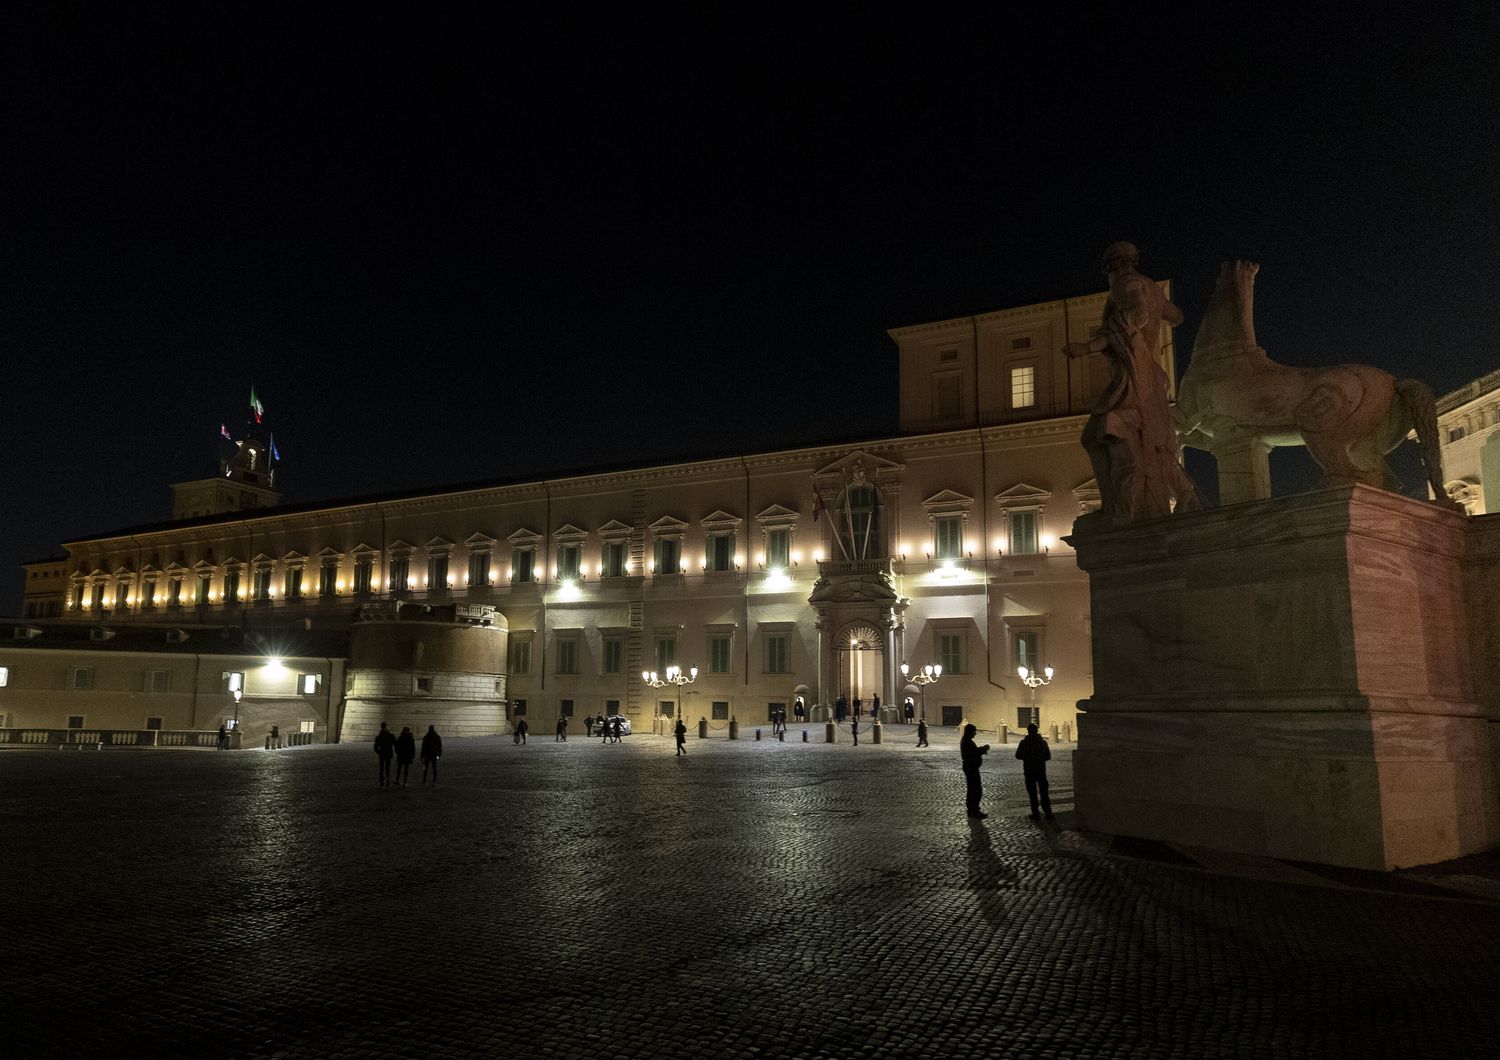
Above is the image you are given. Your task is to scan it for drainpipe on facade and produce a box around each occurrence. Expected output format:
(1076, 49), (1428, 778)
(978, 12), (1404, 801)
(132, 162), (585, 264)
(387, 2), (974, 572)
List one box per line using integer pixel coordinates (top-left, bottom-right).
(540, 481), (550, 696)
(740, 457), (752, 692)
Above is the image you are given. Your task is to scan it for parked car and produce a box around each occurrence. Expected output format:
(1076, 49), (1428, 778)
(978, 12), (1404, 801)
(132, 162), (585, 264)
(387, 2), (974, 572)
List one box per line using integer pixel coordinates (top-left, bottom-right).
(597, 714), (632, 736)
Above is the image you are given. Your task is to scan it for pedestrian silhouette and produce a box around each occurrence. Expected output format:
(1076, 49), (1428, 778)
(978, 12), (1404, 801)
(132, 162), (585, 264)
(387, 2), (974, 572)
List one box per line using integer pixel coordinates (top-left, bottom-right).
(851, 715), (860, 746)
(674, 717), (687, 756)
(610, 716), (622, 743)
(1016, 723), (1054, 819)
(835, 695), (847, 723)
(904, 698), (915, 723)
(395, 726), (416, 786)
(960, 723), (990, 818)
(556, 716), (568, 741)
(421, 725), (443, 785)
(217, 723), (228, 751)
(515, 718), (529, 745)
(374, 722), (396, 787)
(871, 693), (880, 719)
(916, 718), (929, 747)
(585, 714), (595, 737)
(270, 723), (280, 749)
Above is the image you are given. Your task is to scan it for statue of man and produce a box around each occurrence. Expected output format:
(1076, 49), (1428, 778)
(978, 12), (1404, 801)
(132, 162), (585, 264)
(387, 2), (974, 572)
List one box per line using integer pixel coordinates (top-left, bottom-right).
(1064, 243), (1201, 522)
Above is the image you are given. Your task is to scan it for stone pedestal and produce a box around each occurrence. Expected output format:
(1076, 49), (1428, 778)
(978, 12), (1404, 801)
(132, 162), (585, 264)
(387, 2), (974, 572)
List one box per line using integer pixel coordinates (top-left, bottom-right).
(1067, 485), (1500, 871)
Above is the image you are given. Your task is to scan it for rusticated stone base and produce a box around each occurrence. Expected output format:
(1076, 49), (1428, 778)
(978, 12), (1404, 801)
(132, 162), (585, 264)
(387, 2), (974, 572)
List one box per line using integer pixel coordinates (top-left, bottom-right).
(1068, 485), (1500, 871)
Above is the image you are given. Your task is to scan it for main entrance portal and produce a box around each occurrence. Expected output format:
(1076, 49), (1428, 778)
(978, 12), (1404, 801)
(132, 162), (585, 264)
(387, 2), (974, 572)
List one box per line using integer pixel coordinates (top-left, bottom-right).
(835, 623), (884, 706)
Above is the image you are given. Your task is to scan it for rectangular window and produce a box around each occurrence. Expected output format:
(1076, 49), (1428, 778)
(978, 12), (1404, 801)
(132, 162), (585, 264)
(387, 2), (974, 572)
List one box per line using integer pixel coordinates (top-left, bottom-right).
(320, 560), (339, 597)
(766, 529), (790, 570)
(116, 582), (131, 610)
(510, 639), (532, 675)
(299, 674), (321, 695)
(1009, 510), (1039, 555)
(557, 544), (581, 581)
(354, 558), (373, 595)
(468, 551), (490, 587)
(389, 556), (410, 592)
(602, 638), (623, 674)
(604, 699), (620, 715)
(145, 716), (163, 731)
(429, 554), (449, 590)
(556, 637), (578, 675)
(655, 637), (677, 674)
(934, 516), (963, 561)
(195, 573), (211, 606)
(601, 541), (626, 578)
(1014, 631), (1040, 673)
(560, 698), (574, 717)
(141, 580), (157, 609)
(167, 578), (182, 606)
(300, 720), (315, 734)
(659, 699), (675, 718)
(765, 634), (789, 674)
(937, 633), (963, 675)
(512, 549), (535, 584)
(285, 568), (303, 600)
(1011, 335), (1033, 351)
(414, 675), (433, 694)
(709, 634), (732, 675)
(147, 670), (169, 693)
(1016, 706), (1039, 729)
(71, 667), (94, 690)
(252, 567), (271, 602)
(68, 714), (85, 729)
(712, 700), (730, 720)
(654, 538), (680, 575)
(0, 666), (8, 686)
(224, 568), (241, 602)
(1011, 365), (1036, 409)
(707, 536), (733, 573)
(1448, 427), (1467, 442)
(91, 583), (105, 611)
(512, 698), (527, 716)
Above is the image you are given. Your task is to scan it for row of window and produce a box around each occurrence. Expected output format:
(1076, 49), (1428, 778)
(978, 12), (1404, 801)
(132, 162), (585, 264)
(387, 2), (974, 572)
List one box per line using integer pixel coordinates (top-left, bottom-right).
(508, 696), (1045, 730)
(0, 666), (322, 695)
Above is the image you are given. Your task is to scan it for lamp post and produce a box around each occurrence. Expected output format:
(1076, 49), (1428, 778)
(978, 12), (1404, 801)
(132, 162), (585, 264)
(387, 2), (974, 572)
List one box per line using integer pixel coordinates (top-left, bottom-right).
(899, 661), (942, 723)
(1017, 664), (1053, 725)
(642, 664), (698, 732)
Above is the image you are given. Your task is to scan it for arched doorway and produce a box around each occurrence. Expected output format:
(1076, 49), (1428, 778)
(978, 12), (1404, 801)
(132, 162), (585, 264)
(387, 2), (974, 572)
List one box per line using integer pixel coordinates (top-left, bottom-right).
(835, 622), (884, 708)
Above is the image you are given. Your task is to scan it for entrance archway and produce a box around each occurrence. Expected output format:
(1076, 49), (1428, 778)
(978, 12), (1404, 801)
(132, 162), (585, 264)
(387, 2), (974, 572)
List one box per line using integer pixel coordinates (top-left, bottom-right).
(835, 622), (885, 708)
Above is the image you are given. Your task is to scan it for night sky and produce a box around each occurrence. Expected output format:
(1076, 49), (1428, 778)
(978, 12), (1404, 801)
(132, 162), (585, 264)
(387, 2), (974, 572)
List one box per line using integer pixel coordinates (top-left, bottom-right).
(4, 8), (1499, 612)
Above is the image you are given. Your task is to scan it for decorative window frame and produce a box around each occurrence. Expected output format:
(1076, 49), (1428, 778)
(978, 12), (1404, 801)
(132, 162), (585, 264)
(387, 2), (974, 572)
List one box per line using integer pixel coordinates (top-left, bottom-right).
(705, 622), (737, 675)
(1003, 614), (1049, 673)
(598, 626), (629, 675)
(508, 631), (534, 676)
(139, 564), (161, 609)
(464, 533), (497, 588)
(1006, 358), (1040, 412)
(995, 483), (1052, 555)
(649, 516), (688, 577)
(700, 510), (742, 573)
(350, 544), (378, 594)
(553, 627), (583, 675)
(423, 537), (455, 591)
(652, 626), (681, 673)
(553, 524), (587, 581)
(596, 520), (633, 578)
(1071, 478), (1101, 515)
(508, 527), (541, 584)
(754, 505), (800, 571)
(250, 553), (276, 602)
(922, 489), (974, 564)
(280, 551), (307, 600)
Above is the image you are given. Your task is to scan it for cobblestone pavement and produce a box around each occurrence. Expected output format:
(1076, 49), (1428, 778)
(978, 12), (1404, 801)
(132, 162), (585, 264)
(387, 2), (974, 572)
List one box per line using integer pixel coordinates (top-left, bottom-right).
(3, 730), (1498, 1059)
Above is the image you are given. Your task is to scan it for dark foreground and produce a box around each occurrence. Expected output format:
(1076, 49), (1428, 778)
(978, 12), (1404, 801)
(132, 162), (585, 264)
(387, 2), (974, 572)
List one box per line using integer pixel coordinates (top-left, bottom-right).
(2, 733), (1497, 1059)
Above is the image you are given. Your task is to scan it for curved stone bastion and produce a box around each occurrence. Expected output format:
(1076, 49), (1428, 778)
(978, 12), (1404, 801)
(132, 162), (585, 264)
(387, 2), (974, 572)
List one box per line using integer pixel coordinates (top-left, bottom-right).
(341, 601), (509, 741)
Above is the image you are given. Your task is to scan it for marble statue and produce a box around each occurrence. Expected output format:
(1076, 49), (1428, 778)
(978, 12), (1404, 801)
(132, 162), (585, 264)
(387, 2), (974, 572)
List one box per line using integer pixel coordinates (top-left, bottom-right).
(1176, 260), (1447, 501)
(1064, 242), (1203, 522)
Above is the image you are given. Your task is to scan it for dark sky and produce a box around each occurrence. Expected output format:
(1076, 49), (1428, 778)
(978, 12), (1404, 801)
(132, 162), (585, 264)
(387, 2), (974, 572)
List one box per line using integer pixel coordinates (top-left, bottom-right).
(4, 8), (1499, 612)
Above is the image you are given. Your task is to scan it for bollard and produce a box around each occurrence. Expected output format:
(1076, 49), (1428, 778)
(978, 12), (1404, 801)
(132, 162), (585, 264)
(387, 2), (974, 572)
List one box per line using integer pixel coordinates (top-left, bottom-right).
(755, 727), (762, 741)
(825, 720), (836, 744)
(998, 723), (1008, 745)
(698, 717), (708, 739)
(778, 729), (785, 742)
(802, 729), (808, 742)
(872, 721), (882, 745)
(265, 736), (272, 750)
(729, 718), (739, 740)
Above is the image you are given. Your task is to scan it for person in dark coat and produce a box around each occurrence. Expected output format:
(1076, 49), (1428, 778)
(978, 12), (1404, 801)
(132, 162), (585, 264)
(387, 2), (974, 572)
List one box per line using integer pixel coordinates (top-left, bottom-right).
(871, 694), (881, 719)
(556, 716), (568, 742)
(794, 697), (805, 723)
(394, 726), (416, 786)
(850, 714), (860, 747)
(904, 698), (916, 724)
(1015, 723), (1054, 819)
(584, 714), (595, 737)
(374, 722), (396, 786)
(609, 716), (622, 742)
(217, 723), (228, 750)
(674, 717), (687, 756)
(960, 723), (990, 818)
(835, 695), (847, 724)
(420, 725), (443, 785)
(515, 718), (529, 745)
(917, 718), (929, 747)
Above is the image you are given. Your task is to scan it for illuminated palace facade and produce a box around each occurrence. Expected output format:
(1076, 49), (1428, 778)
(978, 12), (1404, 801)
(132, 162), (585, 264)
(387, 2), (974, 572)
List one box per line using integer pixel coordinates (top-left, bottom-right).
(12, 288), (1178, 739)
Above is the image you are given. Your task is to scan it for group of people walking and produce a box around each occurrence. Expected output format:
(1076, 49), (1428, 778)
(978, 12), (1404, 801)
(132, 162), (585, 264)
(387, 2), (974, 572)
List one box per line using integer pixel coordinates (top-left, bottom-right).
(584, 715), (625, 742)
(373, 722), (443, 787)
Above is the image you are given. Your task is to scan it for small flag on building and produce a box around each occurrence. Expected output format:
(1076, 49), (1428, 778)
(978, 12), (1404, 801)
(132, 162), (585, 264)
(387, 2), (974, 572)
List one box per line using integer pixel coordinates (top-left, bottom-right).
(220, 424), (232, 441)
(249, 387), (265, 424)
(812, 492), (825, 521)
(270, 434), (281, 462)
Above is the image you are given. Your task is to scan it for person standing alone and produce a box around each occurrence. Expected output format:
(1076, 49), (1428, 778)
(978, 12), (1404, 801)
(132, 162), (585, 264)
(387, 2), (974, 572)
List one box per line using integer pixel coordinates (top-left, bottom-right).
(960, 724), (989, 818)
(394, 726), (416, 787)
(1015, 723), (1054, 819)
(421, 725), (442, 785)
(674, 717), (687, 756)
(374, 722), (396, 787)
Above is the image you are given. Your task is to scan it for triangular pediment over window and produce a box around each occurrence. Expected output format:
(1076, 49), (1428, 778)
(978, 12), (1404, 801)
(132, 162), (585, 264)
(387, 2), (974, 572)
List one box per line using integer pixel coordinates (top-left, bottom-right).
(700, 510), (742, 532)
(596, 519), (632, 538)
(812, 449), (903, 478)
(424, 536), (454, 552)
(649, 516), (688, 535)
(318, 546), (345, 560)
(507, 527), (541, 545)
(1071, 478), (1100, 513)
(387, 539), (414, 555)
(464, 532), (497, 551)
(281, 550), (307, 564)
(995, 483), (1051, 509)
(553, 524), (587, 541)
(755, 504), (800, 526)
(349, 543), (378, 557)
(921, 489), (974, 516)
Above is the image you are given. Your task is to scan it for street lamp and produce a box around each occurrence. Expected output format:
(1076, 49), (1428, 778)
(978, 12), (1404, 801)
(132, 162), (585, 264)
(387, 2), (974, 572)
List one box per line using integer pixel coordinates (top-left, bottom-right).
(1017, 664), (1054, 725)
(899, 661), (942, 722)
(642, 665), (698, 732)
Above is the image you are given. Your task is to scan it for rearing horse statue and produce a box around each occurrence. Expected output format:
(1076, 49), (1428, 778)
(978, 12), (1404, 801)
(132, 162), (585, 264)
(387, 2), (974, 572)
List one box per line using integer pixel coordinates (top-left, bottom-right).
(1176, 261), (1446, 503)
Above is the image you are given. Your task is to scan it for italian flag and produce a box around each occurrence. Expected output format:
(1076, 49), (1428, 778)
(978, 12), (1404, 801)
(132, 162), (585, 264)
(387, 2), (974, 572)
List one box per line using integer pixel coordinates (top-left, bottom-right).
(250, 387), (265, 424)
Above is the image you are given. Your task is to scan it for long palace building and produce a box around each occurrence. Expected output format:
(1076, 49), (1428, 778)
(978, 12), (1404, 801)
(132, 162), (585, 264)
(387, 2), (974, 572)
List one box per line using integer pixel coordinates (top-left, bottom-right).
(6, 287), (1164, 743)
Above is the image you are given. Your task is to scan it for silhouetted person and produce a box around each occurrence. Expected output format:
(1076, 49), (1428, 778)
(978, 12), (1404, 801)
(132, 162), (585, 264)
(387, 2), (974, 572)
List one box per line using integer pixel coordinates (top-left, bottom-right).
(960, 723), (990, 818)
(871, 694), (880, 719)
(674, 717), (687, 755)
(556, 716), (568, 741)
(835, 695), (847, 723)
(270, 723), (280, 749)
(421, 725), (443, 785)
(395, 726), (416, 786)
(585, 714), (595, 737)
(515, 718), (529, 745)
(1016, 723), (1054, 819)
(917, 718), (929, 747)
(217, 724), (228, 750)
(374, 722), (396, 786)
(794, 698), (805, 723)
(610, 716), (622, 742)
(904, 699), (915, 724)
(851, 715), (860, 747)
